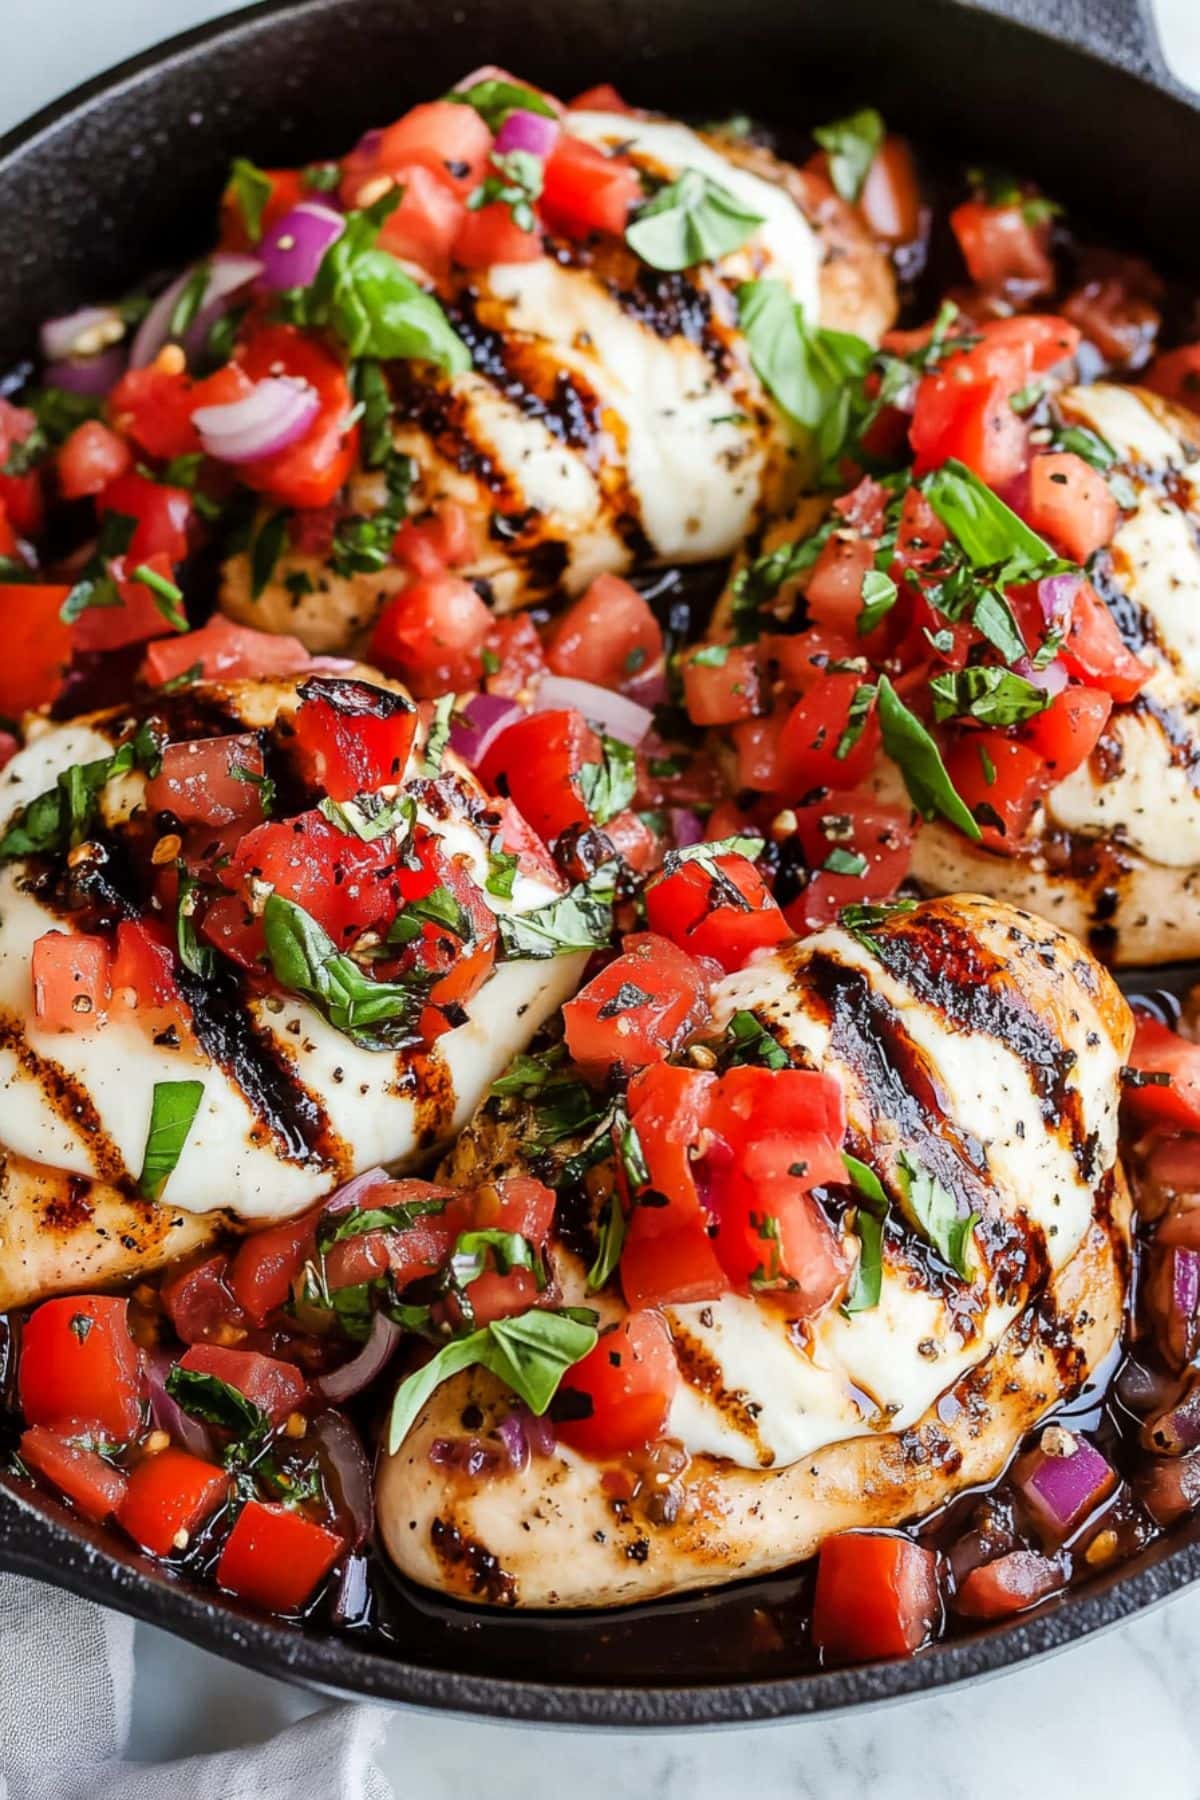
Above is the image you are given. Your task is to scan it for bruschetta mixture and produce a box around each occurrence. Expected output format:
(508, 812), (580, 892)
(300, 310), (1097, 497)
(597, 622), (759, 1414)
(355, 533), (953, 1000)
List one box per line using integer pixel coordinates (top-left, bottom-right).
(2, 69), (1200, 1668)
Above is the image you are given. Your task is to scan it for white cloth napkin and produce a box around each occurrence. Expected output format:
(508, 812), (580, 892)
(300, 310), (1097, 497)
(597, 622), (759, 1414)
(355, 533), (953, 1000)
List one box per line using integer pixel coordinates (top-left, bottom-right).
(0, 1575), (394, 1800)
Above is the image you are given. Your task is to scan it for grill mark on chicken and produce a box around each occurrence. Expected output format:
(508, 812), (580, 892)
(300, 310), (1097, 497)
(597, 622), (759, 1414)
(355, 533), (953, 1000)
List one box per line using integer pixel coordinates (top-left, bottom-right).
(668, 1323), (775, 1467)
(39, 1171), (95, 1233)
(445, 292), (609, 464)
(0, 1008), (131, 1187)
(1089, 548), (1157, 660)
(409, 1047), (459, 1152)
(390, 373), (521, 507)
(1131, 690), (1200, 786)
(429, 1515), (518, 1605)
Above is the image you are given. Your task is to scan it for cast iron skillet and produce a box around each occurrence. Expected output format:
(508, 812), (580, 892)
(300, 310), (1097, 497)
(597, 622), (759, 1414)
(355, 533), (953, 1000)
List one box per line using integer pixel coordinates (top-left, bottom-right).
(1, 0), (1198, 1728)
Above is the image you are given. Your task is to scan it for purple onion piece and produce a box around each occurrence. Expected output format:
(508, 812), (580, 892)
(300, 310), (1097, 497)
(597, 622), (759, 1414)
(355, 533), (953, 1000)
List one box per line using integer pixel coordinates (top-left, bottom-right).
(320, 1166), (390, 1221)
(1014, 1430), (1116, 1539)
(1038, 571), (1083, 627)
(314, 1311), (402, 1407)
(1013, 654), (1068, 697)
(494, 109), (560, 159)
(1142, 1370), (1200, 1455)
(1135, 1449), (1200, 1526)
(40, 305), (126, 364)
(496, 1409), (530, 1471)
(310, 1408), (374, 1547)
(259, 203), (346, 293)
(131, 253), (262, 370)
(193, 376), (320, 464)
(447, 691), (522, 769)
(43, 346), (127, 397)
(144, 1348), (215, 1460)
(1145, 1243), (1200, 1371)
(522, 1407), (556, 1459)
(533, 673), (653, 747)
(669, 807), (704, 849)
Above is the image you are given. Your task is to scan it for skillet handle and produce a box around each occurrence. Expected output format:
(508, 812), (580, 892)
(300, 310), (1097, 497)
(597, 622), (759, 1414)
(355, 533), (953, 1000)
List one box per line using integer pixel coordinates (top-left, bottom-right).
(955, 0), (1188, 94)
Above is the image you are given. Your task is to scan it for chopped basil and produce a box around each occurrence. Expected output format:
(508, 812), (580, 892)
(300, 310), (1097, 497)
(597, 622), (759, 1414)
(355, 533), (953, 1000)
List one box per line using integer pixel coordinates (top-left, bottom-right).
(979, 742), (997, 785)
(842, 1152), (889, 1313)
(318, 790), (416, 845)
(350, 358), (396, 470)
(626, 168), (764, 271)
(929, 666), (1051, 726)
(662, 832), (765, 874)
(737, 279), (873, 474)
(468, 148), (544, 233)
(228, 158), (273, 243)
(689, 643), (730, 667)
(729, 515), (837, 642)
(132, 562), (187, 631)
(0, 723), (162, 861)
(858, 567), (898, 634)
(490, 1045), (568, 1099)
(319, 1191), (448, 1251)
(812, 107), (885, 202)
(448, 1228), (541, 1303)
(165, 1365), (270, 1443)
(876, 675), (981, 840)
(302, 161), (342, 193)
(422, 694), (455, 774)
(295, 197), (470, 373)
(896, 1150), (978, 1280)
(923, 458), (1058, 574)
(969, 586), (1028, 663)
(448, 78), (557, 131)
(838, 896), (918, 958)
(176, 870), (216, 978)
(138, 1079), (205, 1200)
(168, 262), (211, 340)
(387, 884), (472, 948)
(587, 1191), (627, 1293)
(1052, 423), (1116, 470)
(823, 846), (868, 876)
(579, 735), (636, 826)
(59, 511), (139, 623)
(262, 894), (422, 1050)
(719, 1009), (789, 1070)
(498, 864), (617, 960)
(485, 844), (519, 900)
(387, 1306), (598, 1453)
(250, 509), (291, 599)
(836, 680), (876, 760)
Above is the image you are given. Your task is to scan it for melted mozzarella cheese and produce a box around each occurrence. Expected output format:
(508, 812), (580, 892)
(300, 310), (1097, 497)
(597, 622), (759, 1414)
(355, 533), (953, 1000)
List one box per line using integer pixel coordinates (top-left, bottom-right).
(0, 715), (585, 1221)
(662, 923), (1120, 1470)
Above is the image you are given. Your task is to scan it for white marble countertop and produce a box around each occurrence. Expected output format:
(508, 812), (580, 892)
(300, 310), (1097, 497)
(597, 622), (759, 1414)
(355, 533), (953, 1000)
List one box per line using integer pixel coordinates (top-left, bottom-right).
(7, 3), (1200, 1793)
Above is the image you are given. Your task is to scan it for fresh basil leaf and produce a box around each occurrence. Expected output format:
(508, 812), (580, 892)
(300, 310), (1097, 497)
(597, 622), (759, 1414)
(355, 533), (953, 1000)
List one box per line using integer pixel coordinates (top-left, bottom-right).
(422, 694), (454, 774)
(1052, 423), (1116, 470)
(627, 169), (764, 271)
(688, 643), (730, 667)
(468, 148), (544, 233)
(138, 1079), (205, 1199)
(132, 562), (187, 631)
(387, 1306), (598, 1452)
(262, 894), (422, 1050)
(842, 1152), (889, 1314)
(729, 516), (836, 641)
(319, 1193), (448, 1250)
(579, 735), (636, 826)
(485, 844), (519, 900)
(165, 1365), (269, 1441)
(228, 158), (273, 243)
(350, 359), (395, 470)
(587, 1191), (627, 1292)
(812, 107), (885, 202)
(838, 897), (918, 958)
(836, 680), (876, 760)
(969, 585), (1028, 664)
(386, 883), (472, 949)
(823, 846), (868, 876)
(490, 1044), (568, 1098)
(738, 279), (873, 471)
(168, 263), (211, 340)
(929, 666), (1050, 726)
(924, 458), (1057, 573)
(330, 448), (414, 575)
(250, 509), (291, 600)
(318, 790), (416, 845)
(498, 865), (618, 961)
(176, 870), (216, 978)
(718, 1008), (789, 1070)
(896, 1150), (978, 1279)
(876, 675), (981, 840)
(858, 567), (898, 634)
(448, 78), (557, 131)
(0, 727), (161, 860)
(663, 832), (765, 874)
(300, 203), (470, 372)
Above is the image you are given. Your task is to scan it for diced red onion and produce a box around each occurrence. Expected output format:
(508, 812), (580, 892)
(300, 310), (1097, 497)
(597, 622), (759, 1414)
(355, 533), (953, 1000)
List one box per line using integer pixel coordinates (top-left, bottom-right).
(1013, 1428), (1116, 1538)
(1115, 1354), (1179, 1417)
(352, 127), (383, 161)
(1013, 655), (1068, 697)
(1038, 571), (1083, 627)
(315, 1310), (401, 1405)
(43, 346), (127, 397)
(321, 1165), (390, 1221)
(40, 305), (126, 364)
(193, 376), (320, 465)
(1157, 1196), (1200, 1251)
(669, 807), (704, 849)
(624, 660), (669, 709)
(1145, 1243), (1200, 1370)
(1135, 1449), (1200, 1526)
(524, 1408), (556, 1457)
(495, 109), (560, 159)
(429, 1436), (504, 1476)
(448, 692), (522, 768)
(131, 254), (262, 369)
(496, 1409), (530, 1472)
(533, 674), (653, 747)
(260, 203), (346, 292)
(1142, 1370), (1200, 1455)
(144, 1347), (214, 1460)
(310, 1408), (374, 1546)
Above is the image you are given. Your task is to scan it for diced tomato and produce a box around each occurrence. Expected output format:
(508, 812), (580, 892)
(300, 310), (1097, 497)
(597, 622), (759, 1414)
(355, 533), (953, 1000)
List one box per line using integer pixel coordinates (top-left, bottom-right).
(954, 1549), (1066, 1619)
(57, 421), (132, 499)
(645, 851), (791, 972)
(99, 470), (193, 564)
(493, 797), (564, 890)
(603, 808), (660, 874)
(768, 626), (859, 693)
(682, 644), (762, 726)
(569, 83), (630, 112)
(0, 582), (73, 716)
(1058, 578), (1151, 702)
(370, 574), (492, 698)
(625, 1062), (718, 1229)
(455, 201), (544, 266)
(1020, 683), (1111, 780)
(563, 931), (709, 1077)
(483, 613), (547, 698)
(1125, 1013), (1200, 1132)
(371, 100), (494, 199)
(222, 326), (356, 510)
(160, 1253), (246, 1345)
(144, 734), (266, 828)
(1026, 452), (1119, 562)
(892, 485), (949, 577)
(556, 1312), (679, 1458)
(393, 500), (477, 578)
(463, 1266), (541, 1326)
(943, 731), (1046, 852)
(291, 681), (418, 800)
(324, 1181), (457, 1293)
(812, 1532), (940, 1661)
(859, 136), (922, 245)
(731, 714), (784, 792)
(541, 136), (641, 238)
(1144, 343), (1200, 414)
(0, 399), (44, 536)
(110, 918), (186, 1026)
(0, 501), (16, 559)
(31, 931), (111, 1032)
(20, 1427), (128, 1523)
(217, 1498), (343, 1612)
(477, 708), (602, 843)
(70, 552), (185, 656)
(777, 673), (880, 793)
(383, 830), (499, 1016)
(228, 1210), (321, 1327)
(378, 164), (467, 276)
(784, 796), (915, 930)
(143, 615), (312, 685)
(109, 364), (200, 462)
(179, 1344), (307, 1424)
(909, 317), (1080, 484)
(619, 1217), (730, 1309)
(19, 1295), (142, 1441)
(119, 1448), (230, 1556)
(545, 573), (664, 693)
(229, 810), (399, 946)
(220, 166), (305, 251)
(950, 199), (1055, 297)
(806, 533), (876, 634)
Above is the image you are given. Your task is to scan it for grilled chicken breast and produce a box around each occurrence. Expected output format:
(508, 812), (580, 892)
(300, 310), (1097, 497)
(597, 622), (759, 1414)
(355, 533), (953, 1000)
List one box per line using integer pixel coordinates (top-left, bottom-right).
(377, 894), (1133, 1606)
(0, 672), (587, 1305)
(908, 383), (1200, 963)
(222, 111), (896, 649)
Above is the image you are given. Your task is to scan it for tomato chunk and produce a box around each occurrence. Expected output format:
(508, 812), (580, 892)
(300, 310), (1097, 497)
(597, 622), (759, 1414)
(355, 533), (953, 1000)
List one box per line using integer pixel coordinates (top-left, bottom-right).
(955, 1549), (1066, 1619)
(378, 164), (467, 277)
(681, 644), (762, 726)
(144, 616), (312, 685)
(1058, 578), (1151, 702)
(1026, 452), (1119, 562)
(783, 795), (914, 930)
(145, 734), (267, 828)
(227, 325), (357, 510)
(645, 852), (791, 972)
(563, 931), (709, 1077)
(1020, 684), (1111, 780)
(119, 1448), (230, 1556)
(178, 1344), (307, 1424)
(217, 1498), (343, 1612)
(477, 709), (602, 843)
(541, 137), (641, 238)
(229, 811), (400, 946)
(291, 681), (418, 799)
(1145, 343), (1200, 414)
(370, 574), (492, 699)
(0, 583), (73, 717)
(812, 1532), (940, 1661)
(31, 931), (112, 1032)
(161, 1253), (246, 1345)
(1125, 1013), (1200, 1132)
(545, 574), (664, 693)
(19, 1295), (142, 1441)
(455, 201), (544, 267)
(943, 732), (1046, 852)
(777, 673), (880, 793)
(20, 1427), (128, 1523)
(556, 1313), (679, 1458)
(372, 100), (494, 198)
(58, 421), (132, 499)
(228, 1210), (320, 1327)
